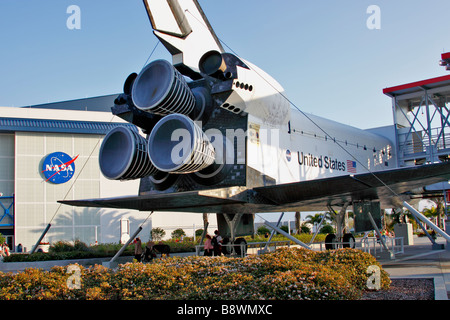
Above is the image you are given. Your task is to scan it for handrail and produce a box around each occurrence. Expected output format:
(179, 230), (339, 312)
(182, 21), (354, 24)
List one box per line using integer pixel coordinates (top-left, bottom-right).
(195, 241), (291, 257)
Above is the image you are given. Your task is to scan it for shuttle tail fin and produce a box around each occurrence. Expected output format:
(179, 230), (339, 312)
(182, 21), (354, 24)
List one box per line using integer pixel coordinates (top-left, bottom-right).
(142, 0), (224, 77)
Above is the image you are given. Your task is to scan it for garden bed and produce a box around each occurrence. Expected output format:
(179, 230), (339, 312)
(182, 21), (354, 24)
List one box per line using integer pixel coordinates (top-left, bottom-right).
(361, 278), (434, 300)
(0, 247), (390, 300)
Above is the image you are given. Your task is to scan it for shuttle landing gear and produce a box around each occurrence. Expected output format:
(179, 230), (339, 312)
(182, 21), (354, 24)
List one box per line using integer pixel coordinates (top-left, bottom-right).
(324, 233), (337, 250)
(217, 213), (251, 256)
(324, 203), (355, 250)
(324, 233), (355, 250)
(343, 233), (356, 248)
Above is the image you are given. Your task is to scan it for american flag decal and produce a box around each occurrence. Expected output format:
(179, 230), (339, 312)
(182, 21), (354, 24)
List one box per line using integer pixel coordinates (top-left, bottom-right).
(347, 160), (356, 173)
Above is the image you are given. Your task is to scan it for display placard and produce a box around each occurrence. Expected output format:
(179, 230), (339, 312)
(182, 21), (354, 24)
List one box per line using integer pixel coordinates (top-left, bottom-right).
(353, 201), (382, 233)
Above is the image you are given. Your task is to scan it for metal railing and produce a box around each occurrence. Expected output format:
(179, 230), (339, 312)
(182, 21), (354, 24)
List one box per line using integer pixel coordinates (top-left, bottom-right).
(247, 241), (291, 255)
(398, 128), (450, 156)
(308, 241), (356, 251)
(358, 236), (404, 256)
(195, 243), (248, 257)
(195, 237), (404, 257)
(195, 241), (291, 257)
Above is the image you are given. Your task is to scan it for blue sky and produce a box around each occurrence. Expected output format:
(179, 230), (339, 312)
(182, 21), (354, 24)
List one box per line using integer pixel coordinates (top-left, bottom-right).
(1, 0), (449, 131)
(1, 1), (448, 223)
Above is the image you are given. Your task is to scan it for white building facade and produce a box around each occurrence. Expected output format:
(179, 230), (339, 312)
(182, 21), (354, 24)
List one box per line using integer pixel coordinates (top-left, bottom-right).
(0, 97), (214, 252)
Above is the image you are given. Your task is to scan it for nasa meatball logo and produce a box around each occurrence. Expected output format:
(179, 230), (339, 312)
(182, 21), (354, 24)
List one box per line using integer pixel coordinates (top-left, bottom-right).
(41, 152), (78, 184)
(286, 149), (291, 162)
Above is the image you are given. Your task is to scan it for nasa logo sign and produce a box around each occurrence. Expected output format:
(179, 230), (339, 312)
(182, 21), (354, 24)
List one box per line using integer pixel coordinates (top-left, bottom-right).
(41, 152), (78, 184)
(286, 149), (292, 162)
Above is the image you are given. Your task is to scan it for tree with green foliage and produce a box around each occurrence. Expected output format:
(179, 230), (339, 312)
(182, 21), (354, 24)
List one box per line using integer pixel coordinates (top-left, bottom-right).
(305, 213), (330, 225)
(300, 225), (311, 234)
(422, 206), (443, 228)
(151, 227), (166, 241)
(171, 228), (186, 239)
(280, 225), (289, 234)
(195, 229), (204, 238)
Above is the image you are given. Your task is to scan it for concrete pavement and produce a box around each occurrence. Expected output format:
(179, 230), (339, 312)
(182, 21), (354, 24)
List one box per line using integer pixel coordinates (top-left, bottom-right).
(376, 235), (450, 300)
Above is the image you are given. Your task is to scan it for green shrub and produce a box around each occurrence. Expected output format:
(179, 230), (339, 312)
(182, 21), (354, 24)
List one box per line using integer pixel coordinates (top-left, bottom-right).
(49, 240), (91, 254)
(49, 241), (73, 253)
(257, 225), (270, 235)
(319, 224), (334, 234)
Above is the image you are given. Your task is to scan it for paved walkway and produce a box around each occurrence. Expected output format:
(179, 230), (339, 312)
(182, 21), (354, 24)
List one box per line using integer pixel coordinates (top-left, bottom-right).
(376, 235), (450, 300)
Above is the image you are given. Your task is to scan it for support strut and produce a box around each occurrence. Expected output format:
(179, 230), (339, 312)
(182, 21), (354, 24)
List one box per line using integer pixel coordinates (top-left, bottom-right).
(262, 212), (284, 253)
(402, 200), (450, 245)
(263, 219), (311, 250)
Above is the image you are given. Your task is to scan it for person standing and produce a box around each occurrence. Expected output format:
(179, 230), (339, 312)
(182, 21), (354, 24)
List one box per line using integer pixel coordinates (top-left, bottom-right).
(204, 234), (213, 256)
(2, 243), (10, 257)
(134, 237), (143, 262)
(212, 230), (223, 256)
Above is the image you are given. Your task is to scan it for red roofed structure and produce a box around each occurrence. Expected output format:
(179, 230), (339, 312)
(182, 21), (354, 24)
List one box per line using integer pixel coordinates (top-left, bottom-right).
(383, 54), (450, 167)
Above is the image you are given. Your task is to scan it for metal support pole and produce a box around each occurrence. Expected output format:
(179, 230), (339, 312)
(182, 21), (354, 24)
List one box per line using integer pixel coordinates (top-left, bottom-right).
(196, 221), (209, 256)
(263, 212), (284, 252)
(110, 226), (143, 263)
(30, 223), (51, 254)
(367, 211), (394, 259)
(309, 213), (326, 245)
(200, 221), (209, 245)
(444, 190), (448, 232)
(223, 213), (243, 243)
(391, 97), (402, 167)
(410, 210), (437, 245)
(424, 91), (436, 162)
(403, 201), (450, 243)
(264, 220), (311, 250)
(223, 213), (244, 255)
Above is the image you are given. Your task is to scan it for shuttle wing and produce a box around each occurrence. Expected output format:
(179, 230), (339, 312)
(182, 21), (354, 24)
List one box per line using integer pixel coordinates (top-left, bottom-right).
(59, 187), (249, 213)
(253, 161), (450, 210)
(59, 162), (450, 213)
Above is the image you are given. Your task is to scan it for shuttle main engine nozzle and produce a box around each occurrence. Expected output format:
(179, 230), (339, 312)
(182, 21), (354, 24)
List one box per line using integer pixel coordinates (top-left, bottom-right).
(99, 127), (158, 180)
(148, 114), (215, 174)
(132, 59), (196, 116)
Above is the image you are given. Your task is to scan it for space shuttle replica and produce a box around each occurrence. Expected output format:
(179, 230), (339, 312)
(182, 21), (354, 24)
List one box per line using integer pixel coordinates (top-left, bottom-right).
(61, 0), (450, 245)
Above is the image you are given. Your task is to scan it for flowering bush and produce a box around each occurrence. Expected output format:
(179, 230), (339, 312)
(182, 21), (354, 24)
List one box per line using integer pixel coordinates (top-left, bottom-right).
(313, 248), (391, 290)
(0, 248), (389, 300)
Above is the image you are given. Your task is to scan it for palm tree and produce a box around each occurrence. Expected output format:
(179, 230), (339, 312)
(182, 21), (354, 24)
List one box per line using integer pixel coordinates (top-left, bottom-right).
(305, 213), (331, 233)
(295, 212), (301, 235)
(304, 213), (329, 225)
(422, 206), (438, 227)
(429, 197), (445, 229)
